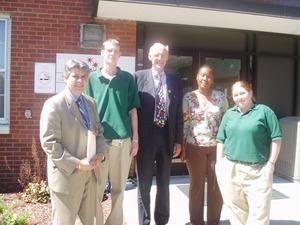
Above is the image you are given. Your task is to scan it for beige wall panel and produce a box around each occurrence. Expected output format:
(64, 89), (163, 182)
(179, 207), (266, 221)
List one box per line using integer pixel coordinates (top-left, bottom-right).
(256, 56), (294, 118)
(144, 24), (246, 51)
(256, 33), (294, 55)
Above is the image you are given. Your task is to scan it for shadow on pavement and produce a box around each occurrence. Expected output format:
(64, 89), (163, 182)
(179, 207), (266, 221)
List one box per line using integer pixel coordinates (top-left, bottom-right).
(183, 220), (300, 225)
(271, 221), (300, 225)
(217, 220), (300, 225)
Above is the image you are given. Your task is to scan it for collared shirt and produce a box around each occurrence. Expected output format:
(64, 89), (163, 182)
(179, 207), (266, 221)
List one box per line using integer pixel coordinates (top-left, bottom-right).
(84, 67), (141, 139)
(152, 69), (166, 89)
(101, 71), (116, 81)
(67, 88), (91, 129)
(216, 103), (282, 163)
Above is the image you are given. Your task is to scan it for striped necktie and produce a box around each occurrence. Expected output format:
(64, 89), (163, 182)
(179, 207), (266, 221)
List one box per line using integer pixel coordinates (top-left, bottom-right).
(76, 97), (88, 128)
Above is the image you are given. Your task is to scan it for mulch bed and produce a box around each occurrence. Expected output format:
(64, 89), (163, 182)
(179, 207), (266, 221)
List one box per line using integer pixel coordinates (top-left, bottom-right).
(1, 193), (127, 225)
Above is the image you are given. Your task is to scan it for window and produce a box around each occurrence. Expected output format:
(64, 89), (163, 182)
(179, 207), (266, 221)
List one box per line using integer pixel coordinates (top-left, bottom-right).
(0, 16), (11, 134)
(201, 52), (246, 108)
(205, 57), (241, 107)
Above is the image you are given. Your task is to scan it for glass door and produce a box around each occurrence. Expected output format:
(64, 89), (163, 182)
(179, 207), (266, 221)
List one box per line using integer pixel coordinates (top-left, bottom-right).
(138, 50), (246, 175)
(165, 51), (198, 96)
(164, 51), (198, 175)
(202, 53), (246, 107)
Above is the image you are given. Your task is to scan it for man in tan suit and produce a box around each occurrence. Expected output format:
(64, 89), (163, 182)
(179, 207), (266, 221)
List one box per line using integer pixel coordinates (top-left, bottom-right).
(40, 59), (106, 225)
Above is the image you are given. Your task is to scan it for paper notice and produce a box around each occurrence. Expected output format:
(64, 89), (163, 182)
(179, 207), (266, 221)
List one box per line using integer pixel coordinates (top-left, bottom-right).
(87, 130), (96, 162)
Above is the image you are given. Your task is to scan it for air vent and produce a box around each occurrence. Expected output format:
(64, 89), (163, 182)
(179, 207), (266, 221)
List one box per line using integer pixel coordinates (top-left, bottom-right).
(80, 23), (105, 49)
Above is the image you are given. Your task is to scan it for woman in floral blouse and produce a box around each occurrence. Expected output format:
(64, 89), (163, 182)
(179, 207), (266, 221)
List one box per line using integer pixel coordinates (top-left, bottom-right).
(182, 64), (228, 225)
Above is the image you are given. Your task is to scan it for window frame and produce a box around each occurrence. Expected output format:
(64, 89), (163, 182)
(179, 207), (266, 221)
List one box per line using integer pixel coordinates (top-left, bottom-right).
(0, 15), (11, 134)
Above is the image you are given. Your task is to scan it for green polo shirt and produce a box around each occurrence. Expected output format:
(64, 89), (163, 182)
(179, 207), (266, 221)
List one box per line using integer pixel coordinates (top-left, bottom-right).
(85, 67), (140, 139)
(216, 104), (282, 163)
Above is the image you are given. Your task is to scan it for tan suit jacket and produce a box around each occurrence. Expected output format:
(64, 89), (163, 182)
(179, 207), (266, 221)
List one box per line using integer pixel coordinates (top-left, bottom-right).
(40, 88), (105, 194)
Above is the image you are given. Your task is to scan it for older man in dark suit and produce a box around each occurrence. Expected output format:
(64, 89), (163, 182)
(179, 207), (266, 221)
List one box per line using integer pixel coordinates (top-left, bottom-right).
(40, 59), (106, 225)
(134, 43), (183, 225)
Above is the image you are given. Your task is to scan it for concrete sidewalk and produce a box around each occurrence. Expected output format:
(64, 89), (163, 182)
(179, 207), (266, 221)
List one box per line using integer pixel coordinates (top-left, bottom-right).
(123, 175), (300, 225)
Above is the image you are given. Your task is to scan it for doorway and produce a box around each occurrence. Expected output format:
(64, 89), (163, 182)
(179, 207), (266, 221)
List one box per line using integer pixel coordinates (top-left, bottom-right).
(166, 51), (245, 100)
(202, 53), (246, 107)
(165, 51), (245, 175)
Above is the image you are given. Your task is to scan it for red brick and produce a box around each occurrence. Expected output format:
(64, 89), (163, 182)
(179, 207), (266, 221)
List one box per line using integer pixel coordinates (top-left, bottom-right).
(1, 1), (137, 188)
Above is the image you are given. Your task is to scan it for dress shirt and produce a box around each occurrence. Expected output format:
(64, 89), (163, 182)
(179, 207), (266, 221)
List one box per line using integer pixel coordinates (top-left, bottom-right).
(68, 88), (91, 129)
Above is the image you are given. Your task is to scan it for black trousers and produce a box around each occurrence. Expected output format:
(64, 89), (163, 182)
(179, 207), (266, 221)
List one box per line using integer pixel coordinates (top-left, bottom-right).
(136, 124), (171, 225)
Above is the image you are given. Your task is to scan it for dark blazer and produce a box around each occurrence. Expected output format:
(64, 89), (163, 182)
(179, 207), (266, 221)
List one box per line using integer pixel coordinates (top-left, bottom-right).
(134, 69), (183, 154)
(40, 88), (105, 194)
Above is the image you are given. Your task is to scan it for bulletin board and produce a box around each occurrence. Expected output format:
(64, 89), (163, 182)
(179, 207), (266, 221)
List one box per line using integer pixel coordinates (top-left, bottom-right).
(55, 53), (136, 93)
(34, 53), (136, 94)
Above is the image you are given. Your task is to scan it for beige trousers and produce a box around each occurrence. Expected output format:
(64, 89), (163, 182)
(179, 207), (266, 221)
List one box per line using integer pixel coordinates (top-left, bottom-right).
(216, 157), (274, 225)
(96, 138), (132, 225)
(51, 171), (98, 225)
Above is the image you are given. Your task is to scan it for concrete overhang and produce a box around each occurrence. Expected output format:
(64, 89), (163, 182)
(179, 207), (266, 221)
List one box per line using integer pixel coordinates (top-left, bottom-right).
(96, 0), (300, 36)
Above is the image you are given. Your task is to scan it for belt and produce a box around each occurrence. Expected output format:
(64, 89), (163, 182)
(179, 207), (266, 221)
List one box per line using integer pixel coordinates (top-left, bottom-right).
(228, 158), (264, 165)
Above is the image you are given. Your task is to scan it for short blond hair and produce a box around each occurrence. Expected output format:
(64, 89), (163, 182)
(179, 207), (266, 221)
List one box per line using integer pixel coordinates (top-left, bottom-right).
(101, 39), (120, 50)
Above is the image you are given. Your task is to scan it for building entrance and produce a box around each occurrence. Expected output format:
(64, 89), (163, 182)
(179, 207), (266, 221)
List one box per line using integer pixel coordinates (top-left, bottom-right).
(165, 51), (245, 175)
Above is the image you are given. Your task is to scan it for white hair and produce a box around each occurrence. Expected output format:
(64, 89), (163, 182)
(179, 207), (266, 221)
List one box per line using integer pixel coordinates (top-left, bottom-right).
(149, 42), (169, 56)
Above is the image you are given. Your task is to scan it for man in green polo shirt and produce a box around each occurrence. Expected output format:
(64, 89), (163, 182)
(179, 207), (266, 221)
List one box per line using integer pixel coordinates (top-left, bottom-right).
(85, 39), (140, 225)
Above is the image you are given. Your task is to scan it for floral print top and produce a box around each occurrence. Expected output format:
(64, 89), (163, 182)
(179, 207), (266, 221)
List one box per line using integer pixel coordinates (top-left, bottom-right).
(183, 90), (228, 147)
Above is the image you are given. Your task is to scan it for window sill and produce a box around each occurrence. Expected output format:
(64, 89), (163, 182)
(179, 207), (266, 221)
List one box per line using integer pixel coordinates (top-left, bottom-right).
(0, 125), (10, 134)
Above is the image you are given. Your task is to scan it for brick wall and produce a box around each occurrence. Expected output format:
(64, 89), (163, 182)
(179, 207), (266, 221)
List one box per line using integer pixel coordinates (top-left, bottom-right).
(0, 0), (136, 191)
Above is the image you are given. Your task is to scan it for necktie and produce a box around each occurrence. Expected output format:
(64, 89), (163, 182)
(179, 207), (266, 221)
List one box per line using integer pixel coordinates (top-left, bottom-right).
(76, 97), (88, 128)
(155, 74), (167, 127)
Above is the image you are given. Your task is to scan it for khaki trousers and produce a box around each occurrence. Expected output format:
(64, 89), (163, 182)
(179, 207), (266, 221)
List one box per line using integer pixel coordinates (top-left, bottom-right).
(50, 171), (97, 225)
(216, 158), (273, 225)
(96, 138), (132, 225)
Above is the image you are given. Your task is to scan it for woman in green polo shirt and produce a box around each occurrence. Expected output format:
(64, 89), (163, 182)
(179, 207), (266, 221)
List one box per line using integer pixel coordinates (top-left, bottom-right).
(216, 81), (282, 225)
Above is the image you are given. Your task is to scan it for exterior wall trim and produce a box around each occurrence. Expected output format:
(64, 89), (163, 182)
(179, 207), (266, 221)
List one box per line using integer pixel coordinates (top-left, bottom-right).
(97, 1), (300, 36)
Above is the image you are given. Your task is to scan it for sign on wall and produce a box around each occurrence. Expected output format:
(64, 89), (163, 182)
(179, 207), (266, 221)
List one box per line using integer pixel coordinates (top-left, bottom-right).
(55, 53), (136, 93)
(34, 53), (136, 94)
(34, 63), (56, 93)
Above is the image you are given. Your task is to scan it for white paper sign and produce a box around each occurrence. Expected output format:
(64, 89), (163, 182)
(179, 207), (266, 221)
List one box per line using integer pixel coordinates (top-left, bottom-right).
(55, 53), (135, 93)
(34, 63), (56, 93)
(87, 130), (96, 162)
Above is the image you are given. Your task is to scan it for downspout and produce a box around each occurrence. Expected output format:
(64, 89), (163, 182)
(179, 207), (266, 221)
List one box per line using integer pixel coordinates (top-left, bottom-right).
(90, 0), (100, 22)
(89, 0), (93, 22)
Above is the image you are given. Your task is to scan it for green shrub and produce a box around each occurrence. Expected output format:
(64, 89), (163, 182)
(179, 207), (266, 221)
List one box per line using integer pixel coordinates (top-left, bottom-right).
(0, 196), (30, 225)
(17, 137), (51, 204)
